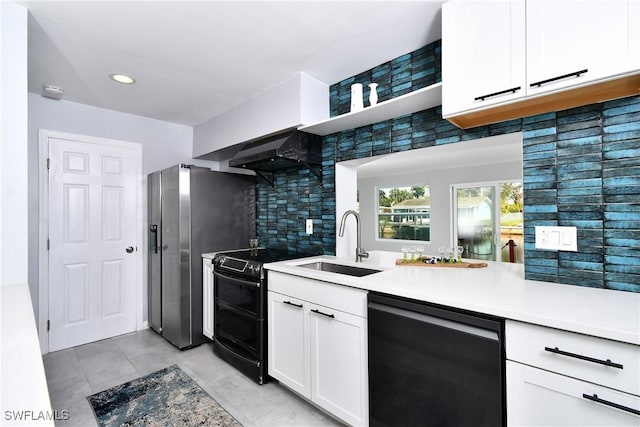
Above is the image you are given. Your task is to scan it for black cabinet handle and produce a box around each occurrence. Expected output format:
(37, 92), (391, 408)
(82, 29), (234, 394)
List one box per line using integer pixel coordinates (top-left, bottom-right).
(283, 300), (303, 309)
(311, 309), (335, 319)
(149, 225), (158, 253)
(582, 394), (640, 416)
(544, 346), (623, 369)
(530, 69), (588, 88)
(474, 86), (521, 101)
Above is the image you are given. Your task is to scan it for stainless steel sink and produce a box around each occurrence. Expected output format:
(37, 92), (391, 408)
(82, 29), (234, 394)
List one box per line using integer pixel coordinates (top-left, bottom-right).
(298, 261), (381, 277)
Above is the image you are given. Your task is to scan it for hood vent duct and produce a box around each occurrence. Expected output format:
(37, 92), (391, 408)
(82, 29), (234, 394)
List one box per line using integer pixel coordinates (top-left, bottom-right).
(228, 130), (322, 187)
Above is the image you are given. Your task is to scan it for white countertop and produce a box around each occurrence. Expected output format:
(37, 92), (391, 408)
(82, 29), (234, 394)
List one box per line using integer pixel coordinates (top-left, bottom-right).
(265, 252), (640, 345)
(1, 283), (54, 426)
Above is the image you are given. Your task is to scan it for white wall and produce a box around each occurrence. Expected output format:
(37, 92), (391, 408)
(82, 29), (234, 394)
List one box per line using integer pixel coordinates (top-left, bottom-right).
(1, 2), (29, 287)
(28, 94), (216, 326)
(29, 94), (209, 175)
(335, 163), (359, 259)
(358, 161), (523, 254)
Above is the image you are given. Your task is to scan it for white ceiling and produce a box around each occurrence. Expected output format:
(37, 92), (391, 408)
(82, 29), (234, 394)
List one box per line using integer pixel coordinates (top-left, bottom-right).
(22, 1), (445, 126)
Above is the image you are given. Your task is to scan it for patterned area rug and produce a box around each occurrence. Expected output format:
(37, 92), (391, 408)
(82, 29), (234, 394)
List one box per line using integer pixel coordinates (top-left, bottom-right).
(87, 364), (242, 426)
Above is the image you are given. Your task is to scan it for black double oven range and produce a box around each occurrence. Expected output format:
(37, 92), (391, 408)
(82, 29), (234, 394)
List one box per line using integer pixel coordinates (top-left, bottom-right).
(211, 248), (306, 384)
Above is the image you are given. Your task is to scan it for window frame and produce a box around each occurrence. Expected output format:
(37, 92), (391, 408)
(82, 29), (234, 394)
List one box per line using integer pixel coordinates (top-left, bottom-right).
(375, 184), (432, 243)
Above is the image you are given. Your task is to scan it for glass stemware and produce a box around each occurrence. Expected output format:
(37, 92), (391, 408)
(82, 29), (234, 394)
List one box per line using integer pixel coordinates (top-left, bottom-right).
(457, 245), (464, 262)
(448, 247), (456, 263)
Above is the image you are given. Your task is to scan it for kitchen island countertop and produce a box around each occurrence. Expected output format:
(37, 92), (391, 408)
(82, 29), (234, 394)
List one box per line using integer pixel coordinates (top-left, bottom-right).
(265, 252), (640, 346)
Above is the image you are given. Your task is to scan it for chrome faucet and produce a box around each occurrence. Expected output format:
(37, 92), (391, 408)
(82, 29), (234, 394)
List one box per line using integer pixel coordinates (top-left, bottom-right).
(338, 210), (369, 262)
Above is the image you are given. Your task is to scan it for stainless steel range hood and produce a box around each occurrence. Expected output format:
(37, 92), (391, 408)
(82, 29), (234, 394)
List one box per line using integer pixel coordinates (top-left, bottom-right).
(228, 130), (321, 174)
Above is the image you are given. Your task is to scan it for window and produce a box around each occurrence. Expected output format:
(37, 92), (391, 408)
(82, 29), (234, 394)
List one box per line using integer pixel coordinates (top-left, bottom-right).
(377, 185), (430, 241)
(453, 181), (523, 263)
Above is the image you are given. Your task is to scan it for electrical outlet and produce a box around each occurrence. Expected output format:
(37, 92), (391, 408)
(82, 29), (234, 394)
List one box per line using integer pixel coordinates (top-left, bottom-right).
(535, 226), (577, 251)
(305, 219), (313, 235)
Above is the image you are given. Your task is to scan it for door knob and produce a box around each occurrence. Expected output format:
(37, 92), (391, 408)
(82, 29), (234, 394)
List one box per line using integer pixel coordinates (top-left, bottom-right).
(126, 246), (134, 253)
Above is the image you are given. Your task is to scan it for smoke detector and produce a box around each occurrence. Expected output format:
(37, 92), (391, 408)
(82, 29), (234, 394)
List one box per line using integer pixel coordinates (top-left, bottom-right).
(42, 84), (64, 100)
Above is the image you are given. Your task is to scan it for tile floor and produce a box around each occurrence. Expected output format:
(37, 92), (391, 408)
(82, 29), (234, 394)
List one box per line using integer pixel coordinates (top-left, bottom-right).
(43, 329), (343, 426)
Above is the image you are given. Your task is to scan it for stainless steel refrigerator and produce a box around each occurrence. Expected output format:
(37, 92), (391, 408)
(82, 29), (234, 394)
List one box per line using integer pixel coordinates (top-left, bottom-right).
(148, 164), (255, 349)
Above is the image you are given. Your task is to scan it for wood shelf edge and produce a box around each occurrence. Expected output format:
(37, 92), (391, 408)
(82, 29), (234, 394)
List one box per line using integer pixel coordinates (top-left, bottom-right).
(445, 74), (640, 129)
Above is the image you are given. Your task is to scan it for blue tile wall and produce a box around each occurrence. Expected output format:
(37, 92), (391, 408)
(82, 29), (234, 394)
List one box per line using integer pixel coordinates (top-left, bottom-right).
(521, 97), (640, 293)
(255, 166), (324, 255)
(255, 39), (640, 292)
(329, 41), (441, 117)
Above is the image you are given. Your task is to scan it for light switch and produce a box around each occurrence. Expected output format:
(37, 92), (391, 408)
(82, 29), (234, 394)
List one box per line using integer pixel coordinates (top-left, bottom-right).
(305, 219), (313, 235)
(535, 226), (577, 251)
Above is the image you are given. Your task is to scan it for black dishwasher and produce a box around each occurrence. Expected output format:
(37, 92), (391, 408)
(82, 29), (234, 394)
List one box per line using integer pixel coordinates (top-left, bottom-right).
(368, 292), (505, 427)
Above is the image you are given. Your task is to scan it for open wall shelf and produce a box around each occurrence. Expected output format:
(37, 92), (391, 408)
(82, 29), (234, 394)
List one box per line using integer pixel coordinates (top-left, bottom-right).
(299, 82), (442, 136)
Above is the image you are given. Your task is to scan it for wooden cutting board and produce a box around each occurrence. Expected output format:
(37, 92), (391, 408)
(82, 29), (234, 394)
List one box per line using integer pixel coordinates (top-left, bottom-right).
(395, 259), (488, 268)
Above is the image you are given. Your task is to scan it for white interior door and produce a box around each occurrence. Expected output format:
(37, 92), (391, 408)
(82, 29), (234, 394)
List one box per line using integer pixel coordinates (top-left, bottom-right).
(48, 137), (138, 352)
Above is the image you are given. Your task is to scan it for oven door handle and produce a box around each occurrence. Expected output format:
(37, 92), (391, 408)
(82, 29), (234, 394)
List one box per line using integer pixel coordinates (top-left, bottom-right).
(213, 270), (261, 288)
(213, 337), (260, 368)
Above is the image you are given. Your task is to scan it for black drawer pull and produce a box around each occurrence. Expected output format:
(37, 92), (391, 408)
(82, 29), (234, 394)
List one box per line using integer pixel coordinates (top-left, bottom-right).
(311, 309), (335, 319)
(283, 300), (303, 309)
(582, 394), (640, 416)
(530, 68), (588, 88)
(474, 86), (521, 102)
(544, 346), (623, 369)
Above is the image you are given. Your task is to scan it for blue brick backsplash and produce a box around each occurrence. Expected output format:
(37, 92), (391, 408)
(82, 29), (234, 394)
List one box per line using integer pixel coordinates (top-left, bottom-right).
(256, 166), (325, 255)
(329, 41), (441, 117)
(256, 39), (640, 292)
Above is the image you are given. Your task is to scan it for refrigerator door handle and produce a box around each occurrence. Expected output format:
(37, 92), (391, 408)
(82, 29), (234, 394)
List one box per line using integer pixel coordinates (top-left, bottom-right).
(149, 224), (158, 253)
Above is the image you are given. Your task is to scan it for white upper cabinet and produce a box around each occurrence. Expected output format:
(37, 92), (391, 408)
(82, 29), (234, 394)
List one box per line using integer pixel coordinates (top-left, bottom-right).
(527, 0), (640, 96)
(442, 0), (640, 127)
(442, 0), (526, 116)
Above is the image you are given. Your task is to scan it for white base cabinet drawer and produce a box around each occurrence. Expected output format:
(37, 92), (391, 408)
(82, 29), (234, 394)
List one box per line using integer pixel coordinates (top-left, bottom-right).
(507, 361), (640, 426)
(506, 320), (640, 396)
(268, 271), (367, 317)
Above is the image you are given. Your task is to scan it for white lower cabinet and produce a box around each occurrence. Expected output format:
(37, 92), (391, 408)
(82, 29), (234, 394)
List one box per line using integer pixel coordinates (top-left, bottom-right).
(268, 291), (309, 398)
(268, 271), (368, 426)
(202, 258), (214, 340)
(506, 320), (640, 426)
(309, 303), (367, 425)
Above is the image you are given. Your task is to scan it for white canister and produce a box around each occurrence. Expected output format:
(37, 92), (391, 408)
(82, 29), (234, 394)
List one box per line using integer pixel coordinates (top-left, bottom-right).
(350, 83), (364, 112)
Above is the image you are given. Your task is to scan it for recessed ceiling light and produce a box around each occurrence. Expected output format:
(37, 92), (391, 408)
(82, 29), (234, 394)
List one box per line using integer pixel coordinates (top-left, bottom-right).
(110, 73), (135, 84)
